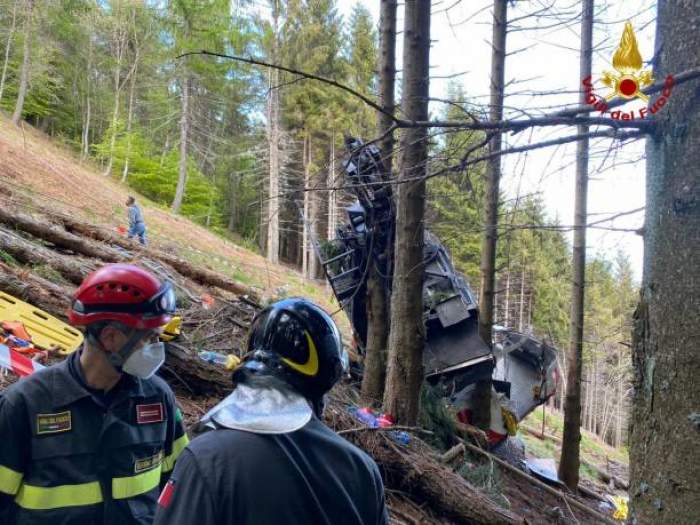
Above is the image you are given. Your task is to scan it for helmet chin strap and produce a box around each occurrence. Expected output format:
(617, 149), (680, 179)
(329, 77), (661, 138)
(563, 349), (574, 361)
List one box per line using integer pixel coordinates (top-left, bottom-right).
(88, 328), (147, 373)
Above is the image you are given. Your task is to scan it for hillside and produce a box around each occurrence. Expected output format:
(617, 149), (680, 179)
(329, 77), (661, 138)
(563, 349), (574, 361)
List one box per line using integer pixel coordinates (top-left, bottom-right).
(0, 117), (334, 309)
(0, 116), (624, 524)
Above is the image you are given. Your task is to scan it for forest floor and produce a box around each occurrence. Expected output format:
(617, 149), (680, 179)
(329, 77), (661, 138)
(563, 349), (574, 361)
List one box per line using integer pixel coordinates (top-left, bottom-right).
(0, 116), (627, 524)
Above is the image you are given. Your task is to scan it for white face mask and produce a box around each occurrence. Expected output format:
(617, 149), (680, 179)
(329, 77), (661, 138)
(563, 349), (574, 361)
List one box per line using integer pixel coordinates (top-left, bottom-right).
(121, 342), (165, 380)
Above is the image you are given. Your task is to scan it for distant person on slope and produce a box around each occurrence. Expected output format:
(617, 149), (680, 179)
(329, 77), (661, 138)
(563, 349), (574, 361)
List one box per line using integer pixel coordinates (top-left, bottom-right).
(154, 298), (388, 525)
(126, 196), (147, 245)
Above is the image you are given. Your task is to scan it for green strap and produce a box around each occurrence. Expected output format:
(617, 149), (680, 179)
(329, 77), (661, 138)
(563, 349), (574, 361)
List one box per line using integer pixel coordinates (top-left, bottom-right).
(162, 433), (189, 473)
(15, 481), (103, 510)
(0, 464), (23, 496)
(112, 464), (162, 499)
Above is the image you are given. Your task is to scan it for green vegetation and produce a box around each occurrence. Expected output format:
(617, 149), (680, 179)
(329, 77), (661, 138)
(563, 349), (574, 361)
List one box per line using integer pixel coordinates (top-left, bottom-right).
(419, 385), (457, 451)
(31, 263), (67, 284)
(0, 0), (377, 251)
(0, 249), (18, 266)
(459, 460), (510, 510)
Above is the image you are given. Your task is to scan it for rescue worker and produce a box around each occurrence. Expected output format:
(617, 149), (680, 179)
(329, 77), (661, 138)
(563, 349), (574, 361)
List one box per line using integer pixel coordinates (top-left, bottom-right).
(126, 196), (147, 245)
(0, 263), (189, 524)
(154, 298), (388, 525)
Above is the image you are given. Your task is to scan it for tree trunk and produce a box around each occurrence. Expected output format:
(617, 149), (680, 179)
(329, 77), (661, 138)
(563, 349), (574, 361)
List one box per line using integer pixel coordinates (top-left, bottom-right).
(172, 75), (190, 213)
(266, 0), (280, 264)
(228, 172), (238, 232)
(361, 0), (397, 406)
(559, 0), (593, 490)
(0, 208), (124, 262)
(121, 52), (139, 182)
(103, 42), (123, 175)
(0, 262), (74, 317)
(593, 354), (599, 435)
(11, 0), (33, 126)
(301, 129), (310, 278)
(205, 173), (216, 227)
(376, 0), (397, 176)
(338, 423), (522, 524)
(80, 24), (93, 160)
(159, 133), (170, 168)
(614, 347), (622, 448)
(0, 228), (96, 285)
(34, 210), (258, 299)
(0, 0), (18, 103)
(81, 73), (91, 160)
(518, 267), (525, 331)
(474, 0), (507, 429)
(503, 269), (510, 327)
(581, 367), (588, 432)
(382, 0), (431, 425)
(630, 2), (700, 521)
(327, 132), (336, 240)
(308, 145), (320, 280)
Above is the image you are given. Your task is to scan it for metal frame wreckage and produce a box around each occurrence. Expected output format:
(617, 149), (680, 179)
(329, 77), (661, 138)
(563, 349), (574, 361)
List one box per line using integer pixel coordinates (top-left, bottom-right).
(309, 137), (559, 444)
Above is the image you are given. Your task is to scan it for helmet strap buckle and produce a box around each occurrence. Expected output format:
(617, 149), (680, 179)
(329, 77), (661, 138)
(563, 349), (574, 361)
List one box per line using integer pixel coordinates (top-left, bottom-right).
(87, 325), (147, 373)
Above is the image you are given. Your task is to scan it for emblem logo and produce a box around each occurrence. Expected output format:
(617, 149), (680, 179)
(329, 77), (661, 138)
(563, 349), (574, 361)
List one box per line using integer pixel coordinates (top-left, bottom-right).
(601, 22), (654, 102)
(582, 21), (674, 121)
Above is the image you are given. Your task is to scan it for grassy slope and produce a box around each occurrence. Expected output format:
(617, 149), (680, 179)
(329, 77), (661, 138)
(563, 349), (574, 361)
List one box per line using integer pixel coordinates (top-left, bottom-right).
(0, 116), (344, 322)
(521, 407), (629, 485)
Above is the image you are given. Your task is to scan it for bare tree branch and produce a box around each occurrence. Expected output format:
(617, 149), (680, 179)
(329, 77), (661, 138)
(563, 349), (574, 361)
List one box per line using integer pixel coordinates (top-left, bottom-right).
(178, 50), (400, 124)
(179, 51), (700, 134)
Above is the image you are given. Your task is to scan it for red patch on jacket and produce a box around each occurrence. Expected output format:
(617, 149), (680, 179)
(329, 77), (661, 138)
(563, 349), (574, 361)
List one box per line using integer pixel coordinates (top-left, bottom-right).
(158, 480), (175, 508)
(136, 403), (164, 424)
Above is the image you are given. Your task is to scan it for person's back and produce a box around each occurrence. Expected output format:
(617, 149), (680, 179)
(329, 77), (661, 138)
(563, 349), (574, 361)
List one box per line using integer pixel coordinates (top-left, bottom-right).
(154, 298), (388, 525)
(160, 418), (386, 524)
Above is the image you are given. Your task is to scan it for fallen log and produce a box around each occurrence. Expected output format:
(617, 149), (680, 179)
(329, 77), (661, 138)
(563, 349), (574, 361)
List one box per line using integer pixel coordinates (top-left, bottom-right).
(0, 208), (125, 262)
(578, 484), (606, 502)
(584, 460), (629, 491)
(0, 261), (75, 317)
(455, 421), (488, 447)
(329, 405), (523, 525)
(50, 214), (258, 300)
(520, 424), (562, 444)
(0, 262), (243, 396)
(440, 442), (466, 464)
(164, 342), (231, 396)
(0, 227), (96, 285)
(460, 440), (617, 525)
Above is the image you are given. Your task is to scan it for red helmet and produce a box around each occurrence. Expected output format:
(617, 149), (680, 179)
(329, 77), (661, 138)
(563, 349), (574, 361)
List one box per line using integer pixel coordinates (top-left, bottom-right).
(69, 264), (176, 330)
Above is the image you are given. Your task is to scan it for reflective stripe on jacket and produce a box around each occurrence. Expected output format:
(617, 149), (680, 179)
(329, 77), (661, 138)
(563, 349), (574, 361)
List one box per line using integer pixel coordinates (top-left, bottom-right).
(0, 350), (188, 525)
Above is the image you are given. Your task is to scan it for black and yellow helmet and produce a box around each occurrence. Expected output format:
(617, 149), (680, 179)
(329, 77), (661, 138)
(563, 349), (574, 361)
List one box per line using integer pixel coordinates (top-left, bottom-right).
(244, 298), (348, 400)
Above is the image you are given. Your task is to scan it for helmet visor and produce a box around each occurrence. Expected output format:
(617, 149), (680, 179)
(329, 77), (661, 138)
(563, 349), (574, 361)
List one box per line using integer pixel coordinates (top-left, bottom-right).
(147, 282), (177, 317)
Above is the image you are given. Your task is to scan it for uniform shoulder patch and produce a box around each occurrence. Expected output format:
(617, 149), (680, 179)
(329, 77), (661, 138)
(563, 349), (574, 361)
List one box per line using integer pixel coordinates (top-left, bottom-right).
(136, 403), (164, 424)
(36, 411), (72, 435)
